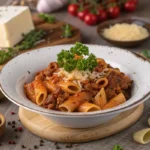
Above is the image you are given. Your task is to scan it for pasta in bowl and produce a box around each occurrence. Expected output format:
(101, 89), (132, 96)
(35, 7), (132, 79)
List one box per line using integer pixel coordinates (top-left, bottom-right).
(24, 43), (133, 112)
(0, 43), (150, 128)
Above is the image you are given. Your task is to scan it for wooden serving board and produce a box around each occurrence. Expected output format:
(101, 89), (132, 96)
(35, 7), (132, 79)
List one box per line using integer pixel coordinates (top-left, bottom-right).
(0, 14), (81, 70)
(19, 104), (144, 143)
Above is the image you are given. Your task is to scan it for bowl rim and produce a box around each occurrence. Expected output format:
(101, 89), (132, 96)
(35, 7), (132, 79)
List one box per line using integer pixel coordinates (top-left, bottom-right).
(0, 44), (150, 117)
(97, 16), (150, 43)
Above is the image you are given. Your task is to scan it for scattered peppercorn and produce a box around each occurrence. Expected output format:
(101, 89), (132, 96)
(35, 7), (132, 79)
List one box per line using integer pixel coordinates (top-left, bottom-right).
(65, 144), (73, 148)
(21, 145), (26, 148)
(7, 122), (11, 125)
(15, 135), (18, 139)
(34, 145), (38, 149)
(40, 140), (44, 143)
(8, 140), (16, 144)
(54, 142), (57, 145)
(12, 121), (16, 124)
(12, 141), (16, 144)
(14, 129), (18, 132)
(18, 127), (23, 132)
(11, 112), (15, 115)
(40, 144), (43, 146)
(12, 125), (15, 128)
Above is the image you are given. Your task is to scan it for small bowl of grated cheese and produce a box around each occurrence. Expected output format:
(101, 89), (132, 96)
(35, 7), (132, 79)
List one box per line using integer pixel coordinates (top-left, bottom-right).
(97, 17), (150, 48)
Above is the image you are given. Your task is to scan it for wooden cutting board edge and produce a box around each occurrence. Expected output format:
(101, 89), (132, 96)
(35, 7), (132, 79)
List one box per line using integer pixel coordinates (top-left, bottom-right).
(18, 104), (144, 143)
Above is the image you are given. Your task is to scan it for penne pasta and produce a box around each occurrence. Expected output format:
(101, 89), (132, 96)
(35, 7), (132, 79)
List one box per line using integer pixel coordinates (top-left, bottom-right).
(94, 88), (107, 108)
(59, 92), (92, 112)
(96, 58), (107, 69)
(24, 83), (36, 103)
(44, 80), (57, 93)
(133, 128), (150, 144)
(96, 78), (108, 88)
(78, 102), (101, 112)
(33, 79), (47, 106)
(102, 93), (126, 110)
(58, 81), (81, 94)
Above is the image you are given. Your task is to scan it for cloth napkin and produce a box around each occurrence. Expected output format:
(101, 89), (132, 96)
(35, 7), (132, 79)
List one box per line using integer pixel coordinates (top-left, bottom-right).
(37, 0), (68, 13)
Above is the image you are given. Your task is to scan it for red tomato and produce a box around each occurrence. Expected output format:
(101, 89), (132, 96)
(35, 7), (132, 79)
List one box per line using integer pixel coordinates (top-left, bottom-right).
(84, 13), (98, 25)
(107, 6), (120, 18)
(97, 10), (108, 22)
(129, 0), (138, 4)
(68, 4), (79, 16)
(77, 9), (89, 20)
(124, 1), (136, 12)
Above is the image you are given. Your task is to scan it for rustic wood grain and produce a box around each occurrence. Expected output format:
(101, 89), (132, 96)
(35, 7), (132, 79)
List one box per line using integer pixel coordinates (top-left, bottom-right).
(0, 0), (150, 150)
(18, 105), (144, 143)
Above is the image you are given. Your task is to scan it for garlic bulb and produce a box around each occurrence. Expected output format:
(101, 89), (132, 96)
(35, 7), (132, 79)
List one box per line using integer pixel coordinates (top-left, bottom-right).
(37, 0), (68, 13)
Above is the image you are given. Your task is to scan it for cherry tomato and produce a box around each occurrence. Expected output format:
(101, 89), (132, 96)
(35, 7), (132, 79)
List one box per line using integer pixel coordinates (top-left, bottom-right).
(124, 1), (136, 12)
(129, 0), (138, 5)
(97, 10), (108, 22)
(77, 9), (89, 20)
(68, 4), (79, 16)
(107, 6), (120, 18)
(84, 13), (98, 25)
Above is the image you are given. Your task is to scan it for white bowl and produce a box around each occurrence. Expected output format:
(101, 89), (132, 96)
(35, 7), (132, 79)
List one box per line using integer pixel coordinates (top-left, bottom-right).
(0, 45), (150, 128)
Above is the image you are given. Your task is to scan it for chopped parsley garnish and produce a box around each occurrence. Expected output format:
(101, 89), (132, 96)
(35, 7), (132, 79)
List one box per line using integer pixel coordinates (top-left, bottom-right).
(142, 50), (150, 59)
(0, 29), (46, 65)
(39, 13), (56, 23)
(113, 144), (123, 150)
(57, 42), (98, 72)
(62, 24), (73, 38)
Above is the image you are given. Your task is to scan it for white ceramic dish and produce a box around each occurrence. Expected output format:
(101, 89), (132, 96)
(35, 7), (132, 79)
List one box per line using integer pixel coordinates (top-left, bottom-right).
(0, 45), (150, 128)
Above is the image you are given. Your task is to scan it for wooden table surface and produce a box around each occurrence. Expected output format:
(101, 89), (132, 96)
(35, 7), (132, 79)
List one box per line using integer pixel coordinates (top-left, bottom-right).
(0, 0), (150, 150)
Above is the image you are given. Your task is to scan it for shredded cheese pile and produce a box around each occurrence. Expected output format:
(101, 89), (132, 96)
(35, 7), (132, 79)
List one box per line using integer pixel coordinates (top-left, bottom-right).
(103, 23), (149, 41)
(56, 68), (107, 81)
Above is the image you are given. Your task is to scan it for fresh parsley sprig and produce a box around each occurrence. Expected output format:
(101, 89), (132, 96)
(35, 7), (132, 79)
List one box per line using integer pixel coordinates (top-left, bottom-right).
(62, 24), (73, 38)
(57, 42), (98, 72)
(39, 13), (56, 23)
(0, 29), (46, 65)
(113, 144), (123, 150)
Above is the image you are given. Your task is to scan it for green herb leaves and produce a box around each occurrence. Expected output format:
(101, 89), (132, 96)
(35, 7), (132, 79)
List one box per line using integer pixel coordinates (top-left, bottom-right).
(142, 50), (150, 59)
(57, 42), (98, 72)
(113, 144), (123, 150)
(62, 24), (73, 38)
(17, 30), (46, 51)
(0, 48), (19, 65)
(0, 29), (46, 65)
(39, 13), (56, 23)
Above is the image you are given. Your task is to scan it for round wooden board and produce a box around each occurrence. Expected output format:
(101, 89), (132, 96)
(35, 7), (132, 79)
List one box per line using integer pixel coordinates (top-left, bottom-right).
(19, 104), (144, 143)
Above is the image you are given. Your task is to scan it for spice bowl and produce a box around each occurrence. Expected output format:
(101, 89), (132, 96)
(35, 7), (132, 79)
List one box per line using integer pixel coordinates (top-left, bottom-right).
(0, 113), (5, 136)
(97, 16), (150, 48)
